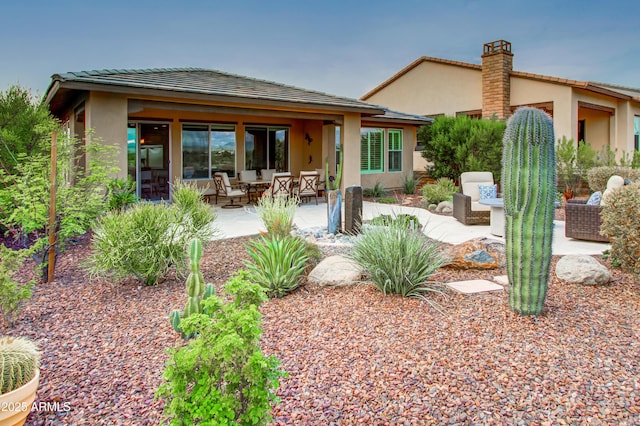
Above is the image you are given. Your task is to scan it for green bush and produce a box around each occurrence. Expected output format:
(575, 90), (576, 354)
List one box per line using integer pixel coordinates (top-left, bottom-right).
(171, 180), (218, 242)
(369, 213), (420, 230)
(376, 196), (397, 204)
(363, 181), (385, 198)
(256, 193), (298, 239)
(420, 177), (456, 205)
(556, 137), (598, 196)
(244, 236), (309, 298)
(600, 183), (640, 278)
(0, 245), (35, 327)
(157, 270), (285, 425)
(88, 195), (216, 285)
(402, 172), (416, 195)
(349, 224), (448, 298)
(105, 177), (137, 211)
(418, 115), (505, 182)
(587, 166), (640, 192)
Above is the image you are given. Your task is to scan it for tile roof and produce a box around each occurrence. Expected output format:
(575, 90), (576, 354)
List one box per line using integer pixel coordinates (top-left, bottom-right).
(47, 67), (385, 113)
(361, 57), (640, 102)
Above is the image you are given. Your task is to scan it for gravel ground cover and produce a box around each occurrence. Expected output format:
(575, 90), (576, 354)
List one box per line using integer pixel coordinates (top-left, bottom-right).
(3, 210), (639, 425)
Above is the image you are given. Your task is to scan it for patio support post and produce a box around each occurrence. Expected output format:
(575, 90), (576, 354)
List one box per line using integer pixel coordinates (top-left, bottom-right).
(341, 113), (361, 189)
(322, 123), (336, 177)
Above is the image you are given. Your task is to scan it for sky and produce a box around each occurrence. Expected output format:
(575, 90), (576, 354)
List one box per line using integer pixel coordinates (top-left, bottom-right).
(2, 0), (640, 101)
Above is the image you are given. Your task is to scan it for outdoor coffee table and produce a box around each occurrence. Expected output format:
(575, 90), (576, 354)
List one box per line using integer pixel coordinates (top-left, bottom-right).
(478, 198), (505, 237)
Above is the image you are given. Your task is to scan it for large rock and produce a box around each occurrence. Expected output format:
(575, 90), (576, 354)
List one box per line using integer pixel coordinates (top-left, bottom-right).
(308, 255), (361, 286)
(555, 255), (611, 285)
(443, 238), (505, 270)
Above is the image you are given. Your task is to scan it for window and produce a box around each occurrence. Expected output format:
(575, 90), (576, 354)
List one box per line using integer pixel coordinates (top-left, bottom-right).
(634, 116), (639, 151)
(182, 124), (236, 179)
(360, 128), (384, 173)
(388, 129), (402, 172)
(245, 127), (289, 172)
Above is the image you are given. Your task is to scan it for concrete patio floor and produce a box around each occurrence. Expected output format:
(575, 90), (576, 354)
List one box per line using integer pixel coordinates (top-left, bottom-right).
(211, 200), (610, 256)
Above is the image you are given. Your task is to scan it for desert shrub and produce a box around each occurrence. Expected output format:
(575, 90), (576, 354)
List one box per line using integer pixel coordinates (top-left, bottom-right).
(421, 177), (456, 205)
(171, 180), (218, 242)
(105, 177), (137, 211)
(418, 115), (505, 182)
(256, 193), (298, 239)
(88, 198), (216, 286)
(349, 223), (449, 298)
(0, 245), (35, 327)
(600, 183), (640, 277)
(157, 270), (285, 425)
(587, 166), (640, 192)
(402, 172), (417, 194)
(369, 213), (420, 230)
(363, 182), (385, 198)
(244, 236), (308, 298)
(555, 137), (599, 196)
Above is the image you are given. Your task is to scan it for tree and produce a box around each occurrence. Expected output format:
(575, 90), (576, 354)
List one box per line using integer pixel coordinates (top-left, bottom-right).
(0, 85), (56, 174)
(419, 115), (506, 183)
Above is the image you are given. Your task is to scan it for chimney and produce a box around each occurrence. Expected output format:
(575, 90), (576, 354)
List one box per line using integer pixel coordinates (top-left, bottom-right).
(481, 40), (513, 120)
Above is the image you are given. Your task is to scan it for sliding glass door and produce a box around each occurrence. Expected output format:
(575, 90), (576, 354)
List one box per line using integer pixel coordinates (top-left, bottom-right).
(244, 127), (289, 172)
(127, 122), (171, 200)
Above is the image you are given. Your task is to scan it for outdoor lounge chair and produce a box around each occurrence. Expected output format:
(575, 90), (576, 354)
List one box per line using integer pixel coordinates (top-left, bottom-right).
(294, 171), (319, 204)
(564, 199), (608, 242)
(213, 172), (246, 208)
(452, 171), (494, 225)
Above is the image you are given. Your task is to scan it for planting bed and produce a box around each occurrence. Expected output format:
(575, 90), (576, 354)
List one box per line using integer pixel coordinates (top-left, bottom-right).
(3, 232), (639, 425)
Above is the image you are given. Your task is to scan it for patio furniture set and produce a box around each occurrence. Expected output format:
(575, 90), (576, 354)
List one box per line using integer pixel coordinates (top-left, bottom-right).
(205, 169), (325, 208)
(452, 171), (616, 243)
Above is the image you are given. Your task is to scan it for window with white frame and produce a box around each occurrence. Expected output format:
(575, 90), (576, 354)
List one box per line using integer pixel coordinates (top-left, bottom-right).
(388, 129), (402, 172)
(360, 128), (384, 173)
(182, 124), (236, 179)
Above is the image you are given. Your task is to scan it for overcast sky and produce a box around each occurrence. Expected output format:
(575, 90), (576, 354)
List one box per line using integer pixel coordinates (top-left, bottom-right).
(2, 0), (639, 101)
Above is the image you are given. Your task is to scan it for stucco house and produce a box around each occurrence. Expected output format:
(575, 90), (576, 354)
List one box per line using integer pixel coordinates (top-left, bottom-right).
(362, 40), (640, 160)
(44, 68), (429, 200)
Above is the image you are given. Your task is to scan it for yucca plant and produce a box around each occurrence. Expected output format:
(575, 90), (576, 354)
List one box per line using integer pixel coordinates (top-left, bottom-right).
(244, 236), (308, 298)
(502, 107), (556, 315)
(349, 224), (449, 298)
(0, 336), (41, 395)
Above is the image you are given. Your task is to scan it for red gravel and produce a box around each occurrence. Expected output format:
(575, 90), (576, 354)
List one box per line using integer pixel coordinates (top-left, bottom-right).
(4, 228), (640, 425)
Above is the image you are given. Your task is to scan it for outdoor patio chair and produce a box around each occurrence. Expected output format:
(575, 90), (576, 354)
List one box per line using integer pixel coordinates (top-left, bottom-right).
(315, 168), (326, 194)
(213, 172), (246, 208)
(140, 169), (156, 198)
(294, 171), (319, 204)
(260, 169), (276, 182)
(564, 199), (608, 242)
(239, 170), (259, 203)
(452, 171), (494, 225)
(268, 172), (293, 198)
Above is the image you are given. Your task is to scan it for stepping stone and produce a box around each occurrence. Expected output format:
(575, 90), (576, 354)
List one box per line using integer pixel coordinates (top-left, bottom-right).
(446, 279), (504, 294)
(493, 275), (509, 286)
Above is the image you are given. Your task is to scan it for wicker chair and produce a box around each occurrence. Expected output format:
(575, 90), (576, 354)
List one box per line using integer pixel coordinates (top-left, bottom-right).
(452, 172), (494, 225)
(564, 199), (609, 242)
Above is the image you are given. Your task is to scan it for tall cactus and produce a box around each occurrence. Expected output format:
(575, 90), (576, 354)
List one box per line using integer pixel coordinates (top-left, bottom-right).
(501, 107), (556, 315)
(170, 238), (216, 337)
(0, 336), (41, 394)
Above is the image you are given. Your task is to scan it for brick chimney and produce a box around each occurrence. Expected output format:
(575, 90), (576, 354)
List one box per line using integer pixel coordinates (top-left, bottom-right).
(481, 40), (513, 120)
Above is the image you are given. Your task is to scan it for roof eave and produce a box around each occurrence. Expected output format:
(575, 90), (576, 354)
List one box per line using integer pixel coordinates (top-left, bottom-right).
(48, 78), (386, 115)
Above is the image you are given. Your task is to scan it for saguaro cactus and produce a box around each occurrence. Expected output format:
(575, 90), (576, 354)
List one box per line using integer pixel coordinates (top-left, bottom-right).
(501, 107), (556, 315)
(170, 238), (215, 337)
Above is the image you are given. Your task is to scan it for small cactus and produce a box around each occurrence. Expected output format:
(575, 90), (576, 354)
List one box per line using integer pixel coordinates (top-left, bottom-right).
(0, 336), (41, 394)
(501, 107), (556, 315)
(170, 238), (215, 337)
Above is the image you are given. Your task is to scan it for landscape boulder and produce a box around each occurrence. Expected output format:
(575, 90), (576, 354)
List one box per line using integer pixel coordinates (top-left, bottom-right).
(436, 201), (453, 214)
(308, 255), (361, 286)
(443, 238), (505, 270)
(555, 255), (611, 285)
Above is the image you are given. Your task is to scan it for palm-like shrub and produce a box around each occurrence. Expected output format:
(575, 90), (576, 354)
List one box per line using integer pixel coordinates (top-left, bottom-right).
(350, 225), (448, 298)
(256, 194), (298, 238)
(244, 236), (308, 298)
